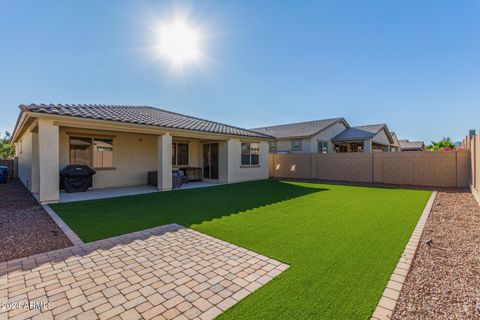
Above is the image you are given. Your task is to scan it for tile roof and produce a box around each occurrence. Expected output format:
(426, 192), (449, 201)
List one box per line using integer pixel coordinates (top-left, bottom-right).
(21, 104), (273, 139)
(399, 139), (425, 150)
(331, 124), (387, 142)
(251, 118), (346, 139)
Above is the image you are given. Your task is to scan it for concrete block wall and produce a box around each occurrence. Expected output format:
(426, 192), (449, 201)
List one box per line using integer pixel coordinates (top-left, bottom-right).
(269, 150), (470, 188)
(316, 153), (373, 182)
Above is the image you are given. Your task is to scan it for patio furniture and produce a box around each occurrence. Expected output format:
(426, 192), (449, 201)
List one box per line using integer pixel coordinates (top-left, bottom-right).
(148, 170), (189, 188)
(172, 174), (183, 189)
(173, 169), (189, 184)
(182, 167), (202, 181)
(60, 165), (96, 193)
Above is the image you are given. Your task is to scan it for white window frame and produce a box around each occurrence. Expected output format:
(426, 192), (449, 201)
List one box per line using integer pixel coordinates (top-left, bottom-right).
(172, 142), (189, 166)
(269, 141), (277, 153)
(291, 140), (302, 152)
(317, 140), (328, 153)
(241, 142), (260, 166)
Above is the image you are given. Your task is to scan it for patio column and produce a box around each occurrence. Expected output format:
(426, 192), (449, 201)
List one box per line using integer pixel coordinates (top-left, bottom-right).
(363, 140), (372, 153)
(38, 119), (59, 203)
(157, 133), (172, 191)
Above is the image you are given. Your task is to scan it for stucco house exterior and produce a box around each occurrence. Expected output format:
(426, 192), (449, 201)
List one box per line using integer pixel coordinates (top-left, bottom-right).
(251, 118), (350, 154)
(11, 104), (273, 204)
(331, 124), (395, 152)
(390, 132), (401, 152)
(253, 119), (396, 153)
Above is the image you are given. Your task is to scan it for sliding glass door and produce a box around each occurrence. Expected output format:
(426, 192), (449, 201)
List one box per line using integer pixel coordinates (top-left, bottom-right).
(203, 143), (219, 179)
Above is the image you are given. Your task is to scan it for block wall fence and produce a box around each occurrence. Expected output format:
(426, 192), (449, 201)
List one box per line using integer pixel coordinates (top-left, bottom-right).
(268, 150), (470, 188)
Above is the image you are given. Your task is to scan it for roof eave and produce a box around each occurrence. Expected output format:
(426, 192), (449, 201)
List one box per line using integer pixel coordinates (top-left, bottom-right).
(26, 111), (274, 140)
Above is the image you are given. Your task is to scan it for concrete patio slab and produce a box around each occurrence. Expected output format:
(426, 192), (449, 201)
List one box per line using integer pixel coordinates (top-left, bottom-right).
(58, 185), (159, 203)
(58, 181), (221, 203)
(0, 224), (289, 320)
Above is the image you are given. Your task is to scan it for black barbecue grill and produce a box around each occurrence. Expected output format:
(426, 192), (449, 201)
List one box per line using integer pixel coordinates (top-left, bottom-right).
(60, 165), (96, 193)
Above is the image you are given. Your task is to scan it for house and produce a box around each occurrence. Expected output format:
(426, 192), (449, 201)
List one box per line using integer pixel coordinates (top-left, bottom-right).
(390, 132), (401, 152)
(10, 104), (273, 203)
(253, 119), (397, 153)
(331, 124), (395, 152)
(251, 118), (350, 154)
(399, 139), (425, 151)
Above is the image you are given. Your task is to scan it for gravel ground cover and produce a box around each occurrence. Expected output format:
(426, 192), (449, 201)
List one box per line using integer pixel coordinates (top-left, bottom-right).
(393, 190), (480, 319)
(0, 180), (71, 262)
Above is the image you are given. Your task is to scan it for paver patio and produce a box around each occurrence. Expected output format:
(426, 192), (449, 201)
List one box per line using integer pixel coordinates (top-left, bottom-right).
(0, 224), (288, 320)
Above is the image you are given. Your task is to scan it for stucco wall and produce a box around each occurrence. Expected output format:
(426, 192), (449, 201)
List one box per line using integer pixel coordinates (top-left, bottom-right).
(274, 122), (348, 154)
(276, 138), (311, 153)
(172, 139), (202, 169)
(372, 128), (391, 146)
(59, 128), (158, 188)
(16, 131), (33, 191)
(270, 150), (470, 187)
(227, 139), (269, 183)
(310, 121), (349, 153)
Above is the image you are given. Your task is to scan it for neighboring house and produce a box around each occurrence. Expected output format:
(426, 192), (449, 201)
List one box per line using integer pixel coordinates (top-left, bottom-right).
(251, 118), (350, 154)
(10, 104), (273, 203)
(331, 124), (395, 152)
(399, 139), (425, 151)
(390, 132), (401, 152)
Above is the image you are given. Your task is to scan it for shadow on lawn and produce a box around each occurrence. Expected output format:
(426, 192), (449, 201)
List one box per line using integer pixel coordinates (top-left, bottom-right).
(51, 180), (326, 240)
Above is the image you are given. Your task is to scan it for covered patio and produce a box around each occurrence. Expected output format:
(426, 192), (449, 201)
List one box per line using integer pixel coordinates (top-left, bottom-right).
(13, 104), (270, 204)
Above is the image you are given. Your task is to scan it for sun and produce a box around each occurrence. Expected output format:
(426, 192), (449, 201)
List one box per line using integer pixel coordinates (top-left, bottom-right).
(158, 20), (200, 67)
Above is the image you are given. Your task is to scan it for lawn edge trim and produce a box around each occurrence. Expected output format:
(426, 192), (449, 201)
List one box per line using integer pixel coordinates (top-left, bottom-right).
(43, 204), (84, 246)
(370, 191), (437, 320)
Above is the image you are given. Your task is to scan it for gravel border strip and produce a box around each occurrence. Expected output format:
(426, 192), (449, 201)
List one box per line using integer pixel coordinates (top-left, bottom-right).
(370, 191), (437, 320)
(42, 204), (84, 246)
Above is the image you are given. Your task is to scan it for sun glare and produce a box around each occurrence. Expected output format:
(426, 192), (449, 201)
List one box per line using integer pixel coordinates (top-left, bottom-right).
(158, 20), (200, 67)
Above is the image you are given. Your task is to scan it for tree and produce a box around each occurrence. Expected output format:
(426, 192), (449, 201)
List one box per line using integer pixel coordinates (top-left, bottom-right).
(426, 137), (455, 151)
(0, 131), (15, 160)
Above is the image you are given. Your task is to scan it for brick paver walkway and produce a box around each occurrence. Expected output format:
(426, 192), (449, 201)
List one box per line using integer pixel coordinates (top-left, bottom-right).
(0, 224), (288, 320)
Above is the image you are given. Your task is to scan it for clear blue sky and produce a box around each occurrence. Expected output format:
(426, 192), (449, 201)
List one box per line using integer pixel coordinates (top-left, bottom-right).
(1, 0), (479, 142)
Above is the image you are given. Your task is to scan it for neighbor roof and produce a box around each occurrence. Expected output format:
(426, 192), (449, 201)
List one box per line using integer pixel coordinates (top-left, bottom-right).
(19, 104), (273, 139)
(331, 124), (390, 142)
(390, 132), (400, 147)
(399, 139), (425, 150)
(251, 118), (347, 139)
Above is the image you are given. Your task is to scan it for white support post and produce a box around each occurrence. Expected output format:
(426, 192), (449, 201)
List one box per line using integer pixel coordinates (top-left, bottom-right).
(157, 134), (173, 191)
(38, 119), (59, 203)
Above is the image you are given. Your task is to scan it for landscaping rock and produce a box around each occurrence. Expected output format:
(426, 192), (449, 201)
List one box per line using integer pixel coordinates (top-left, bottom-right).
(0, 180), (71, 262)
(392, 190), (480, 319)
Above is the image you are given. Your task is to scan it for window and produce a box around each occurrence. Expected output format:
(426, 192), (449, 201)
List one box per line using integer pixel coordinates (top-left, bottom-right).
(69, 136), (113, 168)
(317, 141), (328, 153)
(241, 142), (260, 166)
(291, 140), (302, 151)
(93, 138), (113, 168)
(269, 142), (277, 153)
(172, 143), (189, 166)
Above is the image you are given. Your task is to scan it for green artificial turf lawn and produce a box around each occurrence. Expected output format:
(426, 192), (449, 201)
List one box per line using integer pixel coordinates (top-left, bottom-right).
(51, 180), (431, 319)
